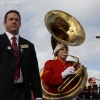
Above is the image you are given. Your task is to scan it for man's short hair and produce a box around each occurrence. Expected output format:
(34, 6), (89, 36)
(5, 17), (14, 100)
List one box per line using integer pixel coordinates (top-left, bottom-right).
(4, 10), (21, 22)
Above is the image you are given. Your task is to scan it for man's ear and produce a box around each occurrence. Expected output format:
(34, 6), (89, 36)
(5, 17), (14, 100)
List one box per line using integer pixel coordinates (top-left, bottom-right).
(3, 22), (6, 27)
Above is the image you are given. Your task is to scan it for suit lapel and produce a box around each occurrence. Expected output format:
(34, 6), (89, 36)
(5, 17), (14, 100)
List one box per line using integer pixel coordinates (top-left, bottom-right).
(1, 33), (14, 55)
(1, 33), (28, 60)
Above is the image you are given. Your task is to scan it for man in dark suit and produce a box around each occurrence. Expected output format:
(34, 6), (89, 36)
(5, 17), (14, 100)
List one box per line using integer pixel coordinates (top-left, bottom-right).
(0, 10), (43, 100)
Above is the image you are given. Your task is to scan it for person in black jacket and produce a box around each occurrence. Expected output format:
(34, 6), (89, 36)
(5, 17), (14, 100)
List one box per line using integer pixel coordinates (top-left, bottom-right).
(0, 10), (43, 100)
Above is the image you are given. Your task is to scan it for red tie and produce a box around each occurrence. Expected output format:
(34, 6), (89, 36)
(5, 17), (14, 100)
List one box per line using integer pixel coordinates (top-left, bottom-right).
(12, 36), (20, 80)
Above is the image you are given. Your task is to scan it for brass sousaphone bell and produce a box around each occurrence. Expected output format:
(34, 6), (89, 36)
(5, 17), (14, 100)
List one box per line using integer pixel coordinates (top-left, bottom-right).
(40, 10), (88, 100)
(45, 10), (85, 49)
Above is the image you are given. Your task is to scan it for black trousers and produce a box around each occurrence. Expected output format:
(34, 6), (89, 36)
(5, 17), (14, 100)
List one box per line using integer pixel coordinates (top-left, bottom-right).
(11, 83), (29, 100)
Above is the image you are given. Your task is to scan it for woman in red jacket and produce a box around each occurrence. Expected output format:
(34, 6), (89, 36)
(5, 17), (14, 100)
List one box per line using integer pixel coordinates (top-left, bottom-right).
(42, 43), (77, 100)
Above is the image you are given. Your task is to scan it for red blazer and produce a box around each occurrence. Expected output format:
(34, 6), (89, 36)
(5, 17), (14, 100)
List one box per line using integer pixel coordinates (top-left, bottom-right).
(42, 58), (78, 94)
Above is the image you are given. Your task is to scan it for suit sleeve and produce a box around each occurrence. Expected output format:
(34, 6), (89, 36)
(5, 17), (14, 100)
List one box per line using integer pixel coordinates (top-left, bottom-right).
(41, 60), (63, 87)
(30, 43), (42, 98)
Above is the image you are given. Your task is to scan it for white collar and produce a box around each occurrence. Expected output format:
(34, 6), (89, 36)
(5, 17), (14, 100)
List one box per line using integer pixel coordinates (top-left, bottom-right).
(5, 31), (19, 41)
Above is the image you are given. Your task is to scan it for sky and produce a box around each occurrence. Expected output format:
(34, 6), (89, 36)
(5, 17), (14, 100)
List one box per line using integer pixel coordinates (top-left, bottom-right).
(0, 0), (100, 84)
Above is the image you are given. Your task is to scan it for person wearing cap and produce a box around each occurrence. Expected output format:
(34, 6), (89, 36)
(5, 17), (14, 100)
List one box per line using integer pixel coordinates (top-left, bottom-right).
(88, 77), (96, 87)
(88, 77), (97, 97)
(41, 43), (78, 100)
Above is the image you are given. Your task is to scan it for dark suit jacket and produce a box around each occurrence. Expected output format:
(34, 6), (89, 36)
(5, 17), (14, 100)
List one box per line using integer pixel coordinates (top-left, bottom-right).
(0, 33), (42, 100)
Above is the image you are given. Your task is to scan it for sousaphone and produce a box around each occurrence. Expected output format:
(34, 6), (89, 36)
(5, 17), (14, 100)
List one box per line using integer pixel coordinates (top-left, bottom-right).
(40, 10), (88, 100)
